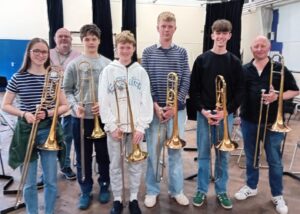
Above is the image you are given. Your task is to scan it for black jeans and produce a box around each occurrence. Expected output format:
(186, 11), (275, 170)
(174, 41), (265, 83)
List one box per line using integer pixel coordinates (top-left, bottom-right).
(72, 117), (110, 194)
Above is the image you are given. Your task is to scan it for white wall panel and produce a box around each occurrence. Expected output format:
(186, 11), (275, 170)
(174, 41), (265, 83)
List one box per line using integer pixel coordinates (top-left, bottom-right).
(0, 0), (48, 40)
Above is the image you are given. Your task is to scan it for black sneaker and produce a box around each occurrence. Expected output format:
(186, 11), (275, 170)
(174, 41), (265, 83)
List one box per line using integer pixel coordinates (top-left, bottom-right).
(37, 180), (44, 189)
(37, 175), (44, 189)
(61, 167), (76, 180)
(110, 201), (123, 214)
(99, 182), (110, 203)
(129, 200), (141, 214)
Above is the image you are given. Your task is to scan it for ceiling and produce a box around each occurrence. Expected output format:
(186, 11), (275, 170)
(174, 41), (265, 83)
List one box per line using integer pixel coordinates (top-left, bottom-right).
(134, 0), (300, 8)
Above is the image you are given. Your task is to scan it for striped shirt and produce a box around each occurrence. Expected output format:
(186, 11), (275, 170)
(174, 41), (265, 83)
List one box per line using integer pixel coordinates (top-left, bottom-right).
(6, 71), (56, 113)
(142, 44), (190, 110)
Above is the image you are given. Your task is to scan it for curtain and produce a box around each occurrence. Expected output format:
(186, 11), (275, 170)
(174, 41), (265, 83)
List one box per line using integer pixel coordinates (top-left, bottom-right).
(122, 0), (137, 62)
(203, 0), (244, 59)
(187, 0), (244, 120)
(46, 0), (64, 48)
(92, 0), (114, 60)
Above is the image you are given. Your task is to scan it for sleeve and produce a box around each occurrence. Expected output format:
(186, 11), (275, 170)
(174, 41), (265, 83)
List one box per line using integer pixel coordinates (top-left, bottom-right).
(142, 48), (158, 102)
(189, 57), (204, 112)
(98, 67), (118, 133)
(227, 59), (245, 113)
(284, 67), (299, 91)
(178, 49), (191, 109)
(63, 61), (78, 112)
(135, 70), (154, 133)
(6, 74), (18, 93)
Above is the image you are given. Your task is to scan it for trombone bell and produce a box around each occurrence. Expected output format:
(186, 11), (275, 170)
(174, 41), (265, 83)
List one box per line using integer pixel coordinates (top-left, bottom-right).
(38, 136), (62, 151)
(90, 129), (106, 139)
(127, 145), (148, 162)
(89, 117), (106, 139)
(165, 136), (186, 149)
(270, 122), (291, 133)
(216, 138), (238, 152)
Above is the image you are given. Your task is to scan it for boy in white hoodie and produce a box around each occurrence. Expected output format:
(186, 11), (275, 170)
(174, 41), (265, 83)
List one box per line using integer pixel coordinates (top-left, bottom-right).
(99, 31), (153, 214)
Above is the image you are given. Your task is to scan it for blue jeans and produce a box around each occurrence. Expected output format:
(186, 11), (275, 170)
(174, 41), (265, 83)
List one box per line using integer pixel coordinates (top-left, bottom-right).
(145, 110), (186, 196)
(196, 112), (233, 194)
(72, 117), (110, 195)
(23, 127), (58, 214)
(241, 119), (284, 196)
(61, 115), (73, 169)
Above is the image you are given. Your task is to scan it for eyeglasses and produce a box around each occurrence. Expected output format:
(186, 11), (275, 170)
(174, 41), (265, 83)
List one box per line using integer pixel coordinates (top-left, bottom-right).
(30, 49), (49, 56)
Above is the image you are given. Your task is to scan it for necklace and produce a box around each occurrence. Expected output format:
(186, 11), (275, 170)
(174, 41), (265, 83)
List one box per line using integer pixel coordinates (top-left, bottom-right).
(56, 48), (71, 66)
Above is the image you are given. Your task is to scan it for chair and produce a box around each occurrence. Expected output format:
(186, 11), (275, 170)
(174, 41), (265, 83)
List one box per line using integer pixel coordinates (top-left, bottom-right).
(289, 141), (300, 173)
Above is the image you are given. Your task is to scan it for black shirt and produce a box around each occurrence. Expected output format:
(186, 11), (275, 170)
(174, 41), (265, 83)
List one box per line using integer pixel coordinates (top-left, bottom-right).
(240, 58), (299, 124)
(189, 50), (244, 114)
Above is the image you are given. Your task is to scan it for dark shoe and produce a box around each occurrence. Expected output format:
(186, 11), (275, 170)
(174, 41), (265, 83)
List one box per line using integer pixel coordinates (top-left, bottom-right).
(129, 200), (141, 214)
(99, 182), (110, 204)
(110, 201), (123, 214)
(217, 193), (232, 209)
(61, 167), (76, 180)
(78, 193), (92, 210)
(193, 191), (206, 207)
(37, 176), (44, 189)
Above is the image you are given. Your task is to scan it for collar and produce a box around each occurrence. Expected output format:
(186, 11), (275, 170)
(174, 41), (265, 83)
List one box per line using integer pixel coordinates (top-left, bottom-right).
(55, 47), (72, 56)
(156, 42), (175, 49)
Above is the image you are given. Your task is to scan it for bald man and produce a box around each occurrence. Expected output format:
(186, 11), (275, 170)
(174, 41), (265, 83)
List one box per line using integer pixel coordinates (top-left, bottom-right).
(234, 35), (299, 214)
(51, 28), (80, 180)
(50, 28), (81, 69)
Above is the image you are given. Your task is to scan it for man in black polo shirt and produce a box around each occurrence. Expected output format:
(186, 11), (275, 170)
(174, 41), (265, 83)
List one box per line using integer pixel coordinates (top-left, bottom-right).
(234, 35), (299, 214)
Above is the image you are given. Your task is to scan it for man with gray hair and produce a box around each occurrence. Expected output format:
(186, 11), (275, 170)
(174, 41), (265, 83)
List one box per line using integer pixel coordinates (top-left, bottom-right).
(50, 28), (80, 180)
(234, 35), (299, 214)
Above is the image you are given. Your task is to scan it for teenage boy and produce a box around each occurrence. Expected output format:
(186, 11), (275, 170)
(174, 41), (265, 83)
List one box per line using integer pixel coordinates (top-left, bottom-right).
(99, 30), (153, 214)
(189, 19), (244, 209)
(63, 24), (111, 210)
(142, 11), (191, 207)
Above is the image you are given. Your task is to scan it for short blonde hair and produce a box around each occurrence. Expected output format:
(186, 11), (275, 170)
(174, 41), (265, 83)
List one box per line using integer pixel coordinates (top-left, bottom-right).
(115, 30), (136, 47)
(157, 11), (176, 24)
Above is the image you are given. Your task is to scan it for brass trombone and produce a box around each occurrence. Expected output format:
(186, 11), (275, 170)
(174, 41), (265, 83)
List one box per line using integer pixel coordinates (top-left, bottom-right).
(37, 66), (63, 151)
(155, 72), (186, 182)
(253, 54), (291, 168)
(215, 75), (238, 151)
(78, 61), (105, 181)
(165, 72), (187, 149)
(114, 79), (148, 162)
(15, 66), (63, 208)
(114, 79), (148, 203)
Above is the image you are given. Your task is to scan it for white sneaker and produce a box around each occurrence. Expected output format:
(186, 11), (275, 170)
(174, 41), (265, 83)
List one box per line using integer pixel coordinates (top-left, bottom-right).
(172, 193), (189, 206)
(234, 185), (258, 200)
(144, 195), (157, 208)
(272, 195), (288, 214)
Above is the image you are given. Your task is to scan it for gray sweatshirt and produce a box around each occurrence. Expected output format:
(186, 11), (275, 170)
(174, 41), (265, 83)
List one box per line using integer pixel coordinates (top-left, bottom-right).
(63, 54), (111, 119)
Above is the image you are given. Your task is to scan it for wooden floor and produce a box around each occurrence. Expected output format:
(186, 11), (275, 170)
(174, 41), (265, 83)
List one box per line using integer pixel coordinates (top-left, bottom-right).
(0, 98), (300, 213)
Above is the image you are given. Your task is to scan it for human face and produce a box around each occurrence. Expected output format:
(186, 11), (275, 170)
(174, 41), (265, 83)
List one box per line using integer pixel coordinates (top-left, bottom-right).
(82, 33), (100, 55)
(29, 42), (49, 67)
(211, 31), (232, 49)
(250, 37), (270, 61)
(117, 42), (135, 65)
(157, 20), (176, 43)
(54, 28), (72, 52)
